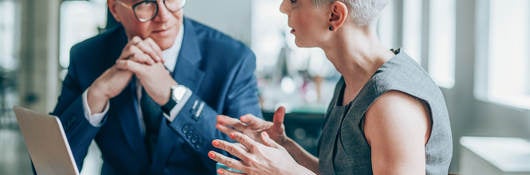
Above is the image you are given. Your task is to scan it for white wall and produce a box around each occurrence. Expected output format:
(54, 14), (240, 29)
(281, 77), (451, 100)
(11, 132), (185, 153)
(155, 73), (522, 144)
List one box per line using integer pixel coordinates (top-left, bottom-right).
(184, 0), (252, 45)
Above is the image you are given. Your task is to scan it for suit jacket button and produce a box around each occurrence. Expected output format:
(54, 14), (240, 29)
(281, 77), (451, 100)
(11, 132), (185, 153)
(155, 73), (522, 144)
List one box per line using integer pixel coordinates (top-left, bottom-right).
(191, 135), (198, 144)
(182, 124), (191, 134)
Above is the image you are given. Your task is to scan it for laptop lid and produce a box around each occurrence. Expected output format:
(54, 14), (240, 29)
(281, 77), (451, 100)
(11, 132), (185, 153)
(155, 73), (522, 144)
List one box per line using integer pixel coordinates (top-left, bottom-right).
(13, 106), (79, 175)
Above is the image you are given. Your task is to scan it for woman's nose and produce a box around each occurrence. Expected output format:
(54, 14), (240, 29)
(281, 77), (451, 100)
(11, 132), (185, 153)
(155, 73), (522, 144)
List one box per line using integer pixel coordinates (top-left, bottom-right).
(279, 0), (288, 14)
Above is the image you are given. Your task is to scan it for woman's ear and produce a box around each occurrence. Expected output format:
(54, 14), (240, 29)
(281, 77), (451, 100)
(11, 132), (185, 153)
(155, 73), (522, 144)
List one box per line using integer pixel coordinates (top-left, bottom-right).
(107, 0), (122, 23)
(328, 1), (348, 31)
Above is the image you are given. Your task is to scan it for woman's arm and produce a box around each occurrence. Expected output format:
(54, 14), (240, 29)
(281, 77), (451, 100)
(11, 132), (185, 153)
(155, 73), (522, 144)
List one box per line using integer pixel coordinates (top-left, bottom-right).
(364, 91), (432, 175)
(212, 107), (319, 174)
(209, 132), (315, 175)
(280, 137), (319, 174)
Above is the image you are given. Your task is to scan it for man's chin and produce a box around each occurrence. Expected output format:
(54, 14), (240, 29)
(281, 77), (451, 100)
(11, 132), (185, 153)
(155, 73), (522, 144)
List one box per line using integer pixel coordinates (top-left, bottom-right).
(153, 37), (177, 50)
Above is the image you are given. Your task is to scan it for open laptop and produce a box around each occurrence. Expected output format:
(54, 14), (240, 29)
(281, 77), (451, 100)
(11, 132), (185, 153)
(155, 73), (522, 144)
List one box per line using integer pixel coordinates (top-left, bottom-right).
(13, 106), (79, 175)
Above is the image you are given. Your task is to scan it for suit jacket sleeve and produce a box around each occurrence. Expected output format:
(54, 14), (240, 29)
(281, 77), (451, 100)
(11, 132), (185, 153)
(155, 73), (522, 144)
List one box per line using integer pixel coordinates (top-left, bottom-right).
(167, 49), (262, 171)
(51, 45), (104, 171)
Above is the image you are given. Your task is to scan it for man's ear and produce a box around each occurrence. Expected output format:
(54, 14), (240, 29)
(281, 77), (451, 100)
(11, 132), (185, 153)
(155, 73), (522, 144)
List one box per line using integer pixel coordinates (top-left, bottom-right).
(107, 0), (122, 22)
(328, 1), (348, 31)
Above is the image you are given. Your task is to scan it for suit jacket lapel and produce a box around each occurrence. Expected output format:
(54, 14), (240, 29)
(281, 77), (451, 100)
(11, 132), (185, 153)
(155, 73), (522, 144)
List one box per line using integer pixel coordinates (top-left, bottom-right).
(153, 18), (205, 168)
(111, 19), (206, 166)
(171, 18), (205, 92)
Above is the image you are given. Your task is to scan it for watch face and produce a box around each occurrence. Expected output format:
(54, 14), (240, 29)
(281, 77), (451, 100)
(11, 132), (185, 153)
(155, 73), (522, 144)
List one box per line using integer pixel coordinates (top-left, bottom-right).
(172, 86), (187, 101)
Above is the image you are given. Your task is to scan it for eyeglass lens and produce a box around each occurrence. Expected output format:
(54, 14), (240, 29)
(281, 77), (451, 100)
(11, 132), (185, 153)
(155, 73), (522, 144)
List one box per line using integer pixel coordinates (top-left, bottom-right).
(133, 0), (186, 22)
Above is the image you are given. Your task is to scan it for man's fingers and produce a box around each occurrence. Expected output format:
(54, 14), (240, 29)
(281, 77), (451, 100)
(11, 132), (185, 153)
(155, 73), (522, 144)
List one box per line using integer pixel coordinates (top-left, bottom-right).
(128, 51), (154, 65)
(144, 38), (164, 63)
(240, 114), (272, 130)
(115, 60), (147, 75)
(119, 41), (151, 63)
(122, 36), (163, 64)
(129, 36), (142, 46)
(135, 40), (162, 63)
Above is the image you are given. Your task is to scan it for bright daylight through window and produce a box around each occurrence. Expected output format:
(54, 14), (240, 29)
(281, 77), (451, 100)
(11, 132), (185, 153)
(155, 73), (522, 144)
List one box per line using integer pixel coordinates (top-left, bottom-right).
(484, 0), (530, 108)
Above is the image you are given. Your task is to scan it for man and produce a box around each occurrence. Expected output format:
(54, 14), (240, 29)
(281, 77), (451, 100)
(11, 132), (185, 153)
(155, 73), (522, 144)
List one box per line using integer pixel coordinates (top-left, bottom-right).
(51, 0), (262, 174)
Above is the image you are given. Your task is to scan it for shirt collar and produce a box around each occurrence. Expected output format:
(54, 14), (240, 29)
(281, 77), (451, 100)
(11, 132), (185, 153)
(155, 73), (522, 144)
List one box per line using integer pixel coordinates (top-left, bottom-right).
(162, 22), (184, 72)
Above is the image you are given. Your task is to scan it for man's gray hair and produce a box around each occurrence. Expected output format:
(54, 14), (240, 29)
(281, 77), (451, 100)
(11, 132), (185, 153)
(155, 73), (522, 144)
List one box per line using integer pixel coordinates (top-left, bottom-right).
(313, 0), (388, 26)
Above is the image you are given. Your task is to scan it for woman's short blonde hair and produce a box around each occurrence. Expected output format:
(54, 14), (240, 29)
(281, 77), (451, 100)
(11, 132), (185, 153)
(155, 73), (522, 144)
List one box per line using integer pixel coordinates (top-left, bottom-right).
(313, 0), (388, 26)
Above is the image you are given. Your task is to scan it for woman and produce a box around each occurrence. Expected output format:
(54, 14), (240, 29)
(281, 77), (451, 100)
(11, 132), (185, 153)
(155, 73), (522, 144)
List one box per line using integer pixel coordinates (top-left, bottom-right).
(208, 0), (452, 174)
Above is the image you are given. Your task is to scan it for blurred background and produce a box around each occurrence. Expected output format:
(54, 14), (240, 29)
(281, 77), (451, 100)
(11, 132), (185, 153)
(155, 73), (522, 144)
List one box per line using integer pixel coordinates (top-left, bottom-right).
(0, 0), (529, 174)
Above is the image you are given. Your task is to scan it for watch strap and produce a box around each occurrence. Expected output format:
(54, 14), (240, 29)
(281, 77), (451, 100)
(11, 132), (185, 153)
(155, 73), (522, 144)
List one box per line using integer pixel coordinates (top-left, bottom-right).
(161, 97), (177, 115)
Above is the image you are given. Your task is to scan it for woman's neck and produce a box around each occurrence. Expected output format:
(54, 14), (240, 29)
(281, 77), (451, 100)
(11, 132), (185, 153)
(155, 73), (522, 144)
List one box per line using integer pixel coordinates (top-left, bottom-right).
(321, 25), (395, 104)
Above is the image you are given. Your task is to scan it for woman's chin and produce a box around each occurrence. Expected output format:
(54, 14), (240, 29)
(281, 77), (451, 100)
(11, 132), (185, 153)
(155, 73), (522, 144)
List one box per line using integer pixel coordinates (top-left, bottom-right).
(294, 40), (316, 48)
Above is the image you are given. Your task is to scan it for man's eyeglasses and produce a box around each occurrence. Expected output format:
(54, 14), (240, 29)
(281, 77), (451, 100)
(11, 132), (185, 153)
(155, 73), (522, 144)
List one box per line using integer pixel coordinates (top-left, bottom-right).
(116, 0), (187, 22)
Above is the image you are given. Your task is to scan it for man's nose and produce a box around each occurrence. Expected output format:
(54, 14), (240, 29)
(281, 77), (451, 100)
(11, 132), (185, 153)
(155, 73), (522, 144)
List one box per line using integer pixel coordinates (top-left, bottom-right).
(152, 0), (173, 22)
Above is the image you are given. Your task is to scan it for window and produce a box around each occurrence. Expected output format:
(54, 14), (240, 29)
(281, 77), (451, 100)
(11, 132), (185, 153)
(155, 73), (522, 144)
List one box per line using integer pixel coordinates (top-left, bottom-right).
(476, 0), (530, 108)
(402, 0), (423, 63)
(252, 0), (338, 112)
(428, 0), (455, 88)
(0, 0), (19, 71)
(0, 0), (20, 124)
(378, 0), (396, 49)
(59, 0), (106, 78)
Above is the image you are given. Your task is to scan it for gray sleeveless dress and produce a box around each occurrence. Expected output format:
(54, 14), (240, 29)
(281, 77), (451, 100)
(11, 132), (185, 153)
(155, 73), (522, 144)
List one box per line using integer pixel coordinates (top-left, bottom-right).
(318, 51), (452, 175)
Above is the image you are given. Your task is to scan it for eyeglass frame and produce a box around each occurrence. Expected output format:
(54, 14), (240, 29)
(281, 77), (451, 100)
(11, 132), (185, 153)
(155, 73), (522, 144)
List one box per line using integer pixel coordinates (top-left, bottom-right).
(116, 0), (187, 22)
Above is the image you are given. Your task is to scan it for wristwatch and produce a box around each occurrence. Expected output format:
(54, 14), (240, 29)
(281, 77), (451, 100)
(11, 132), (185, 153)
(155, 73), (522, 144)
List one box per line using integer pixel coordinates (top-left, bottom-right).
(161, 84), (188, 115)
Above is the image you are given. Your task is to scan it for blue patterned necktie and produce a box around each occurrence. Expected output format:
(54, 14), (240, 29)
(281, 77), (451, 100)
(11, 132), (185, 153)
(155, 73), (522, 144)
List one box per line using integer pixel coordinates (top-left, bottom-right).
(140, 88), (162, 157)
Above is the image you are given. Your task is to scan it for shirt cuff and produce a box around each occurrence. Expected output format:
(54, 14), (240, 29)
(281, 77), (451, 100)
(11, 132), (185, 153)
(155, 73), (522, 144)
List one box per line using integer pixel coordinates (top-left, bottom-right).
(82, 90), (110, 127)
(163, 87), (192, 122)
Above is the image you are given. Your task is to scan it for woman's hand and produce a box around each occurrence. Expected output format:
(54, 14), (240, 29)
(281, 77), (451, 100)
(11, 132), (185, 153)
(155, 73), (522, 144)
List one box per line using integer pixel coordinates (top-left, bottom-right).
(216, 106), (288, 145)
(208, 131), (314, 175)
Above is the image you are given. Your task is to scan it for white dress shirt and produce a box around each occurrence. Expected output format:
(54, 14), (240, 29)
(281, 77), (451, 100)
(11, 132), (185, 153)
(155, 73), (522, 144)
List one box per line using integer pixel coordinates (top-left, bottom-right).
(82, 23), (188, 127)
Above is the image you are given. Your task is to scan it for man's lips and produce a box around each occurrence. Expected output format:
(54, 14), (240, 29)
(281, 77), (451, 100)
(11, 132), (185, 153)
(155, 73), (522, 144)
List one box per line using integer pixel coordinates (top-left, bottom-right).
(152, 26), (174, 34)
(152, 29), (168, 34)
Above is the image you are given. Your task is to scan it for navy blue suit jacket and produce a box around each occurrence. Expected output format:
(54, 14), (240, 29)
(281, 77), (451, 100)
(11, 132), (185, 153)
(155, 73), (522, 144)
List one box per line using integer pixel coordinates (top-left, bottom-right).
(52, 18), (262, 175)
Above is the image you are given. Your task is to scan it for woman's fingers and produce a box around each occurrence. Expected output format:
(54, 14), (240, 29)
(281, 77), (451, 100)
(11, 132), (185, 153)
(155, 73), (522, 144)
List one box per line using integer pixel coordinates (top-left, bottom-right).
(217, 115), (248, 132)
(217, 168), (245, 175)
(272, 106), (286, 126)
(212, 139), (252, 163)
(207, 150), (247, 173)
(240, 114), (272, 130)
(229, 132), (261, 153)
(216, 122), (240, 137)
(260, 132), (281, 148)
